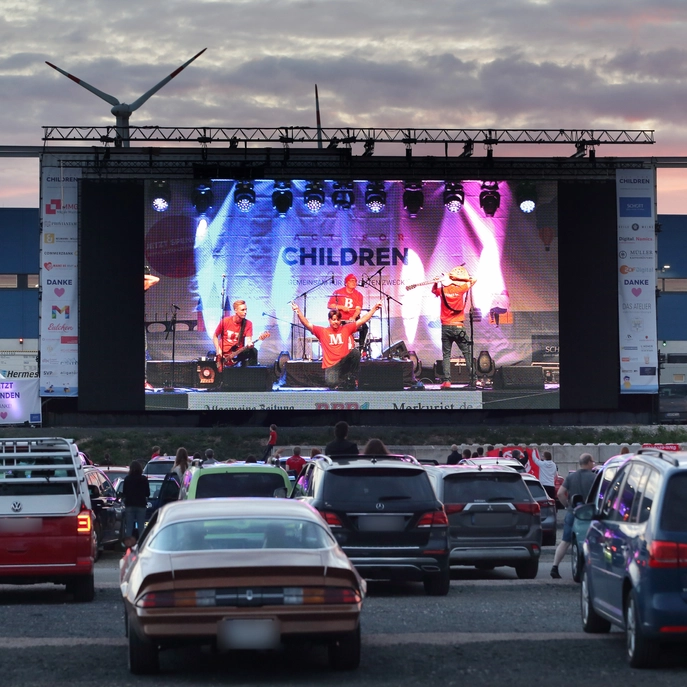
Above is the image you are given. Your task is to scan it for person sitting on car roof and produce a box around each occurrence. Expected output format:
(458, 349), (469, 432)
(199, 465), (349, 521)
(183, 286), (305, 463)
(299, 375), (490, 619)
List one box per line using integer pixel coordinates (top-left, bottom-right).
(363, 438), (390, 455)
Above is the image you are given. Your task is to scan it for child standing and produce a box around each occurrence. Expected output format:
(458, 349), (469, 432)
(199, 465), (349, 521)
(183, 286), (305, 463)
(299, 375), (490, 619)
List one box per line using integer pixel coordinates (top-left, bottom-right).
(261, 424), (278, 461)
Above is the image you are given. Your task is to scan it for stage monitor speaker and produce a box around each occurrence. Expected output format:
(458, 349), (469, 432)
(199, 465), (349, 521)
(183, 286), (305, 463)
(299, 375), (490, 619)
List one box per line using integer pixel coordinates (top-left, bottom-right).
(221, 366), (273, 391)
(383, 340), (409, 358)
(359, 362), (405, 390)
(493, 365), (545, 390)
(146, 361), (199, 388)
(434, 359), (472, 383)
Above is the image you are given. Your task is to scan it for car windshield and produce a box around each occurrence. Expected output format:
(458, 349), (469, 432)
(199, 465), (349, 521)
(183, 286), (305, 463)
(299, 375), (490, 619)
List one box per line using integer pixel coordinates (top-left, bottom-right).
(322, 468), (435, 506)
(195, 472), (286, 498)
(443, 473), (532, 503)
(149, 517), (333, 551)
(660, 473), (687, 532)
(149, 480), (164, 498)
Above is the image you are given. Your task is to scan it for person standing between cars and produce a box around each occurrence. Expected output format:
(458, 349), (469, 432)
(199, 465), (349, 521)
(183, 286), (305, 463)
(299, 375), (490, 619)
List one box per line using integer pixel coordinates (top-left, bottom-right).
(262, 424), (278, 461)
(286, 446), (307, 475)
(461, 448), (472, 462)
(172, 447), (189, 481)
(550, 453), (597, 579)
(325, 421), (359, 456)
(151, 445), (161, 460)
(122, 460), (149, 548)
(530, 450), (559, 500)
(447, 444), (461, 465)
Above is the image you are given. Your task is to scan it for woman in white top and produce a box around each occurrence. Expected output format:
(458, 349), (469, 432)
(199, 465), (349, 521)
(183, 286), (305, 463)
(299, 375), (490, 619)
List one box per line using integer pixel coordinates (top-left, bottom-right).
(530, 450), (558, 499)
(172, 446), (189, 481)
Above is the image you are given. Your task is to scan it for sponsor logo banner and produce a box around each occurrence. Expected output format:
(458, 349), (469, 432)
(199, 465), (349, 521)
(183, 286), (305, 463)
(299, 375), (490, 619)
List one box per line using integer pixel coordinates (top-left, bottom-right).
(0, 378), (42, 425)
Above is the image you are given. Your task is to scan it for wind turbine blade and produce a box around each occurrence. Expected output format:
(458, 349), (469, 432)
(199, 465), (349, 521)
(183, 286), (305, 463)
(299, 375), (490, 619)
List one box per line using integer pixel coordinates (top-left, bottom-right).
(128, 48), (207, 112)
(45, 61), (120, 107)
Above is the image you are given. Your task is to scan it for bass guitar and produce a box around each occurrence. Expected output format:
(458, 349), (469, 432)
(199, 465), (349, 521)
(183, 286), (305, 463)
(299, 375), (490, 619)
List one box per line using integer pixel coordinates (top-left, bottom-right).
(216, 331), (270, 372)
(406, 274), (473, 291)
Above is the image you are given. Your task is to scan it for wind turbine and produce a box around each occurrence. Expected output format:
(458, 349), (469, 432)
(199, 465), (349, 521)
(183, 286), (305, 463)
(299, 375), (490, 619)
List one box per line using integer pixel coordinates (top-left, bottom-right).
(45, 48), (207, 147)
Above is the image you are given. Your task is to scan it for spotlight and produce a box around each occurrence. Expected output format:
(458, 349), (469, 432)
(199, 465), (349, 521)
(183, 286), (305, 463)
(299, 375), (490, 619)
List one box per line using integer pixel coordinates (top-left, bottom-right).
(443, 181), (465, 213)
(332, 182), (355, 210)
(234, 181), (255, 213)
(151, 180), (170, 212)
(515, 181), (537, 214)
(304, 181), (325, 214)
(479, 181), (500, 217)
(365, 181), (386, 213)
(403, 182), (424, 218)
(272, 181), (293, 216)
(192, 183), (213, 214)
(362, 139), (375, 156)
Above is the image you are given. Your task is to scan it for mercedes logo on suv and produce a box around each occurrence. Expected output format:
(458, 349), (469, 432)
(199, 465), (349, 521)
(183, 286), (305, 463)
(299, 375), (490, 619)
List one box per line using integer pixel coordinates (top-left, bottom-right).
(376, 503), (385, 510)
(11, 501), (22, 513)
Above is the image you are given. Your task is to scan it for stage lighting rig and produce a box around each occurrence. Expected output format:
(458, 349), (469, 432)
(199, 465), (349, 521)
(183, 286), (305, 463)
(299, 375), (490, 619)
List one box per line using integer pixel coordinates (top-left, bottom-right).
(332, 182), (355, 210)
(234, 181), (255, 213)
(192, 183), (213, 214)
(272, 181), (293, 216)
(403, 181), (424, 218)
(304, 181), (325, 214)
(515, 181), (537, 214)
(365, 181), (386, 213)
(151, 180), (170, 212)
(443, 181), (465, 213)
(479, 181), (500, 217)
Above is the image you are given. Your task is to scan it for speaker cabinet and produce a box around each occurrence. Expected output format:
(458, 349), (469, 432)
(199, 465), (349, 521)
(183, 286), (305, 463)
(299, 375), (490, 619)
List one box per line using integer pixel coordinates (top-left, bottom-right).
(359, 361), (405, 390)
(493, 365), (545, 390)
(146, 361), (199, 388)
(434, 359), (472, 383)
(221, 366), (273, 391)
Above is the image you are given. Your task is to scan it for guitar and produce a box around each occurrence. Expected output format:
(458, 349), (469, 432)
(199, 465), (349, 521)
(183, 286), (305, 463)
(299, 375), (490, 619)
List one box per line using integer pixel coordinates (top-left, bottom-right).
(406, 266), (473, 291)
(216, 331), (270, 372)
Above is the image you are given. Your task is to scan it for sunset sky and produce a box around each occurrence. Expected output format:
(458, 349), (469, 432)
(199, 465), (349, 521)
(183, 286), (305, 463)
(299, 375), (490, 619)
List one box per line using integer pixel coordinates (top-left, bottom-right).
(2, 0), (687, 213)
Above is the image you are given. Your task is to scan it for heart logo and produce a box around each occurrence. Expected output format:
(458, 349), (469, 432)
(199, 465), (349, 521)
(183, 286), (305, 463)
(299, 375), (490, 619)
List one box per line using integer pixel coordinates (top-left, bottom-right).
(632, 287), (642, 297)
(0, 412), (7, 420)
(44, 262), (53, 270)
(54, 288), (65, 297)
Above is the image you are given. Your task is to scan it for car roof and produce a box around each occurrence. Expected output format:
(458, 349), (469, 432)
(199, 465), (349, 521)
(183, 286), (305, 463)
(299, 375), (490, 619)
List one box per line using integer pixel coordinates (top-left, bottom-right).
(157, 497), (320, 525)
(321, 454), (421, 468)
(190, 463), (288, 474)
(425, 464), (521, 478)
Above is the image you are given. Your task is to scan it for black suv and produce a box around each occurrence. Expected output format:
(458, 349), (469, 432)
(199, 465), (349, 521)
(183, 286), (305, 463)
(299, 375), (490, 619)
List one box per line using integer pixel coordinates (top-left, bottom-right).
(292, 455), (450, 595)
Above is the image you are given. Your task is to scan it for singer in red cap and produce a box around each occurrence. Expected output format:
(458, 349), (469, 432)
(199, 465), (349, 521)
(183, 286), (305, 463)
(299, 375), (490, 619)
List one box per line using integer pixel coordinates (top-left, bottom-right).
(327, 274), (368, 353)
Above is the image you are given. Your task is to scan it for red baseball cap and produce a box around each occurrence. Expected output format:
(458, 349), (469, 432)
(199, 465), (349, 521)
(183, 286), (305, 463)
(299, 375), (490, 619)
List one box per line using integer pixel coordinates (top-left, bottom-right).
(345, 273), (357, 283)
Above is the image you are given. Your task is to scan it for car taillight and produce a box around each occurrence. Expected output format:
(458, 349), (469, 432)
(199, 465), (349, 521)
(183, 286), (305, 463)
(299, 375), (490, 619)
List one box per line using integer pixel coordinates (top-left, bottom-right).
(77, 510), (92, 534)
(319, 511), (343, 527)
(417, 510), (449, 527)
(648, 541), (687, 568)
(444, 504), (466, 515)
(285, 587), (362, 605)
(514, 502), (541, 515)
(137, 590), (214, 608)
(546, 498), (556, 508)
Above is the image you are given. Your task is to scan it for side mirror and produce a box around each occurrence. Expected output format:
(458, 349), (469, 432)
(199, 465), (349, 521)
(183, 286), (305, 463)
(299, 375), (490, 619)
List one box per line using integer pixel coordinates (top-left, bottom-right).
(273, 487), (288, 499)
(571, 493), (584, 508)
(573, 502), (595, 522)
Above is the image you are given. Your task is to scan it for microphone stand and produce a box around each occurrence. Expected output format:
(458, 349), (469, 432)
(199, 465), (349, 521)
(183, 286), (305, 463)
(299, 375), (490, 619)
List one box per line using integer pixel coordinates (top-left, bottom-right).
(291, 276), (332, 360)
(363, 268), (401, 358)
(165, 305), (179, 390)
(263, 312), (305, 360)
(465, 283), (477, 387)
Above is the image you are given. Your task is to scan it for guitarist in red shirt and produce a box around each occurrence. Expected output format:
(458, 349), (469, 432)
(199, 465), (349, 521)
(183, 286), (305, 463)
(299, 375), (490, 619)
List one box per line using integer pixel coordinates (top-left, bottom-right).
(213, 300), (267, 370)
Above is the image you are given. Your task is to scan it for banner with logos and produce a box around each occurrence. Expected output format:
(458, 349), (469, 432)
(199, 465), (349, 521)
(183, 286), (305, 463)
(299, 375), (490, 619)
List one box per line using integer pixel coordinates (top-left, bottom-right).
(0, 353), (41, 425)
(617, 168), (658, 394)
(39, 165), (81, 397)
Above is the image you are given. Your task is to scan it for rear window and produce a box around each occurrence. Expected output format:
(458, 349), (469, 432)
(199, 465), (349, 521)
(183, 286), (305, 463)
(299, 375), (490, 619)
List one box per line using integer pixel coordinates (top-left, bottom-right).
(144, 461), (174, 476)
(443, 473), (532, 503)
(660, 473), (687, 532)
(322, 468), (436, 506)
(0, 482), (75, 497)
(195, 472), (286, 498)
(149, 517), (333, 551)
(524, 479), (547, 499)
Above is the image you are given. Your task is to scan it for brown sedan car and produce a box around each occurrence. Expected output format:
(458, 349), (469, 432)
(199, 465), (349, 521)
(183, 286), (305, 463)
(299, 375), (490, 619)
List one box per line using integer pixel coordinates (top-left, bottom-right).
(119, 498), (365, 674)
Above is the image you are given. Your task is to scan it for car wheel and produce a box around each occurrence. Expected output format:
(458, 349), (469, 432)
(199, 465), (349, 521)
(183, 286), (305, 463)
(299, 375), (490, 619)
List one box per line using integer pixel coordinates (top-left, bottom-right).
(581, 569), (611, 633)
(128, 615), (159, 674)
(571, 538), (583, 583)
(423, 570), (451, 596)
(515, 559), (539, 580)
(625, 591), (660, 668)
(328, 625), (361, 671)
(70, 574), (95, 603)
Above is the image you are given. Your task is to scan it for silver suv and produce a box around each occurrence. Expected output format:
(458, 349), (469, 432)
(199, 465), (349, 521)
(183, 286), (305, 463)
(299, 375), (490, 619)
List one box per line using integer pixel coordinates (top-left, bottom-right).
(426, 464), (542, 579)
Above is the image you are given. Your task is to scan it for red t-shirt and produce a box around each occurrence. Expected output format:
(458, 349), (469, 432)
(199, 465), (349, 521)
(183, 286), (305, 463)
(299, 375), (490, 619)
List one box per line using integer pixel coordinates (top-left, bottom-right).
(268, 430), (277, 446)
(214, 316), (253, 356)
(432, 282), (470, 326)
(311, 322), (357, 369)
(286, 455), (306, 474)
(327, 288), (363, 321)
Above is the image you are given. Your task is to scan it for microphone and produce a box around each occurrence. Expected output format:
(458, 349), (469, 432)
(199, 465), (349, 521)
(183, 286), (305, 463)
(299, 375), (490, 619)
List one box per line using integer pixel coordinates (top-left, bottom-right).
(222, 274), (227, 278)
(262, 312), (267, 317)
(172, 304), (180, 311)
(331, 273), (335, 284)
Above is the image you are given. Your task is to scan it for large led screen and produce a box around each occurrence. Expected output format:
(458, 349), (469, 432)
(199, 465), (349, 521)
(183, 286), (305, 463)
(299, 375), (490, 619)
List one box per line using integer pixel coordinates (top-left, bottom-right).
(144, 179), (559, 411)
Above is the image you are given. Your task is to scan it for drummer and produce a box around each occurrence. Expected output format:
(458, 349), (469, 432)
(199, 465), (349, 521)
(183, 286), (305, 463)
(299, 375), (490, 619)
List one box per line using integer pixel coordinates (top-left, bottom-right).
(328, 273), (368, 352)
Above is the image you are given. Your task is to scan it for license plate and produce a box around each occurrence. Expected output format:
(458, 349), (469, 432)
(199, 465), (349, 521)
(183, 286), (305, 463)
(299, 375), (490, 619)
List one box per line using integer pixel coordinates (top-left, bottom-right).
(218, 619), (280, 651)
(472, 513), (511, 527)
(0, 519), (43, 533)
(357, 515), (405, 532)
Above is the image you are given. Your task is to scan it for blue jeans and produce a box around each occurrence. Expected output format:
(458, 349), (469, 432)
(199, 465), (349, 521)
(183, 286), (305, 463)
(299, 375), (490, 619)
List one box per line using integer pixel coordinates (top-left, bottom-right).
(124, 506), (147, 538)
(441, 325), (472, 381)
(561, 510), (575, 543)
(324, 348), (361, 388)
